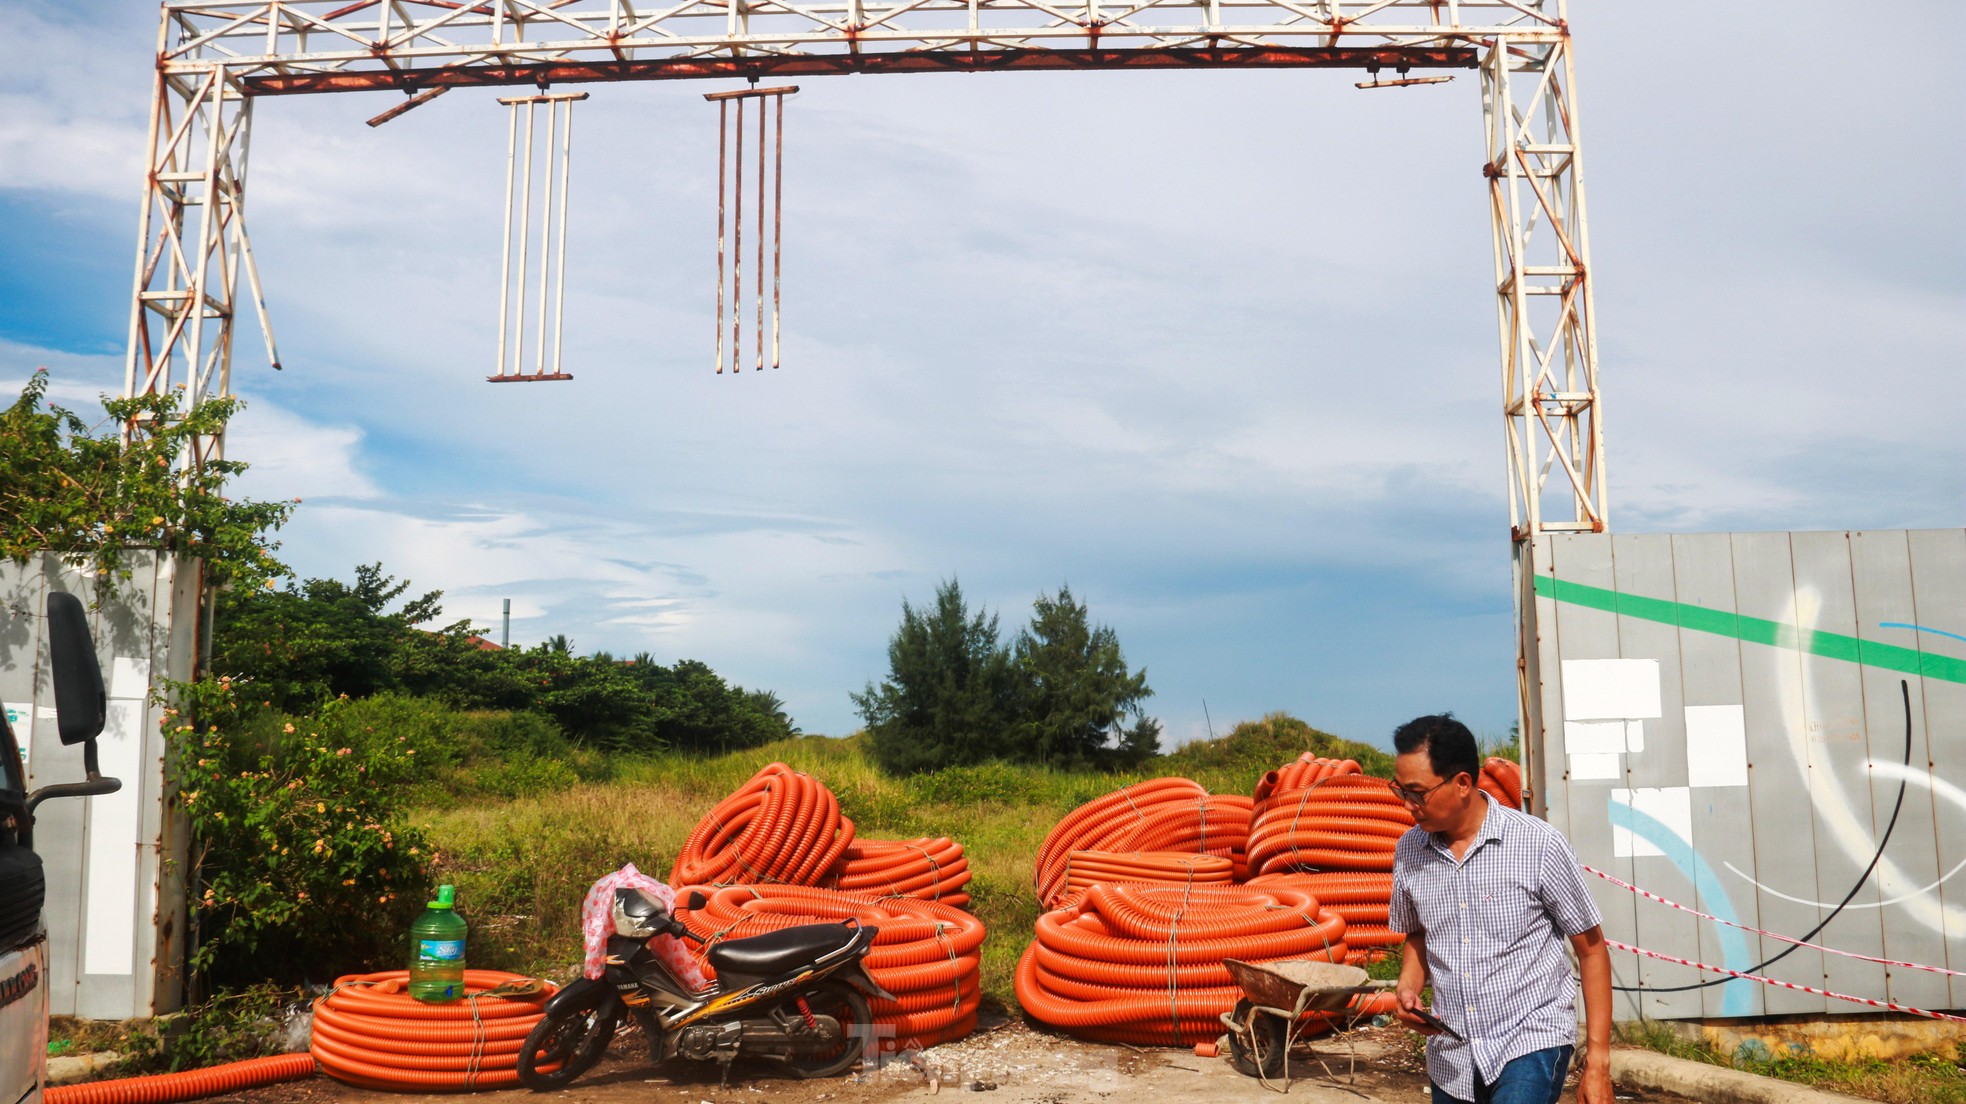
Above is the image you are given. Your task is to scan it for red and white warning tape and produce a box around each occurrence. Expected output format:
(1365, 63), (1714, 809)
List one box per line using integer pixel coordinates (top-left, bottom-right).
(1583, 865), (1966, 979)
(1603, 938), (1966, 1024)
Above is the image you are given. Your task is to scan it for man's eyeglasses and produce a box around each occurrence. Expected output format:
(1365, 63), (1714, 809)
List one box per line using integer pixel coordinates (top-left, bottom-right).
(1387, 778), (1453, 806)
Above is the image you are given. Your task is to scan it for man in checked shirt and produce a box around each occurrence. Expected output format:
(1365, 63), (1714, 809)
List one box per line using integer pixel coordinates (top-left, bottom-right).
(1388, 714), (1613, 1104)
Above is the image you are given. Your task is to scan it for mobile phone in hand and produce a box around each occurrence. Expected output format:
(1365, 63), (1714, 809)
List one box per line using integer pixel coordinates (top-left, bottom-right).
(1406, 1005), (1464, 1041)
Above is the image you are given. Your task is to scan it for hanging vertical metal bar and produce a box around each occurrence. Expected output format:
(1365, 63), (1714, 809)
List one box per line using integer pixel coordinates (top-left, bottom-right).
(773, 94), (785, 370)
(490, 91), (586, 383)
(731, 98), (744, 376)
(755, 93), (766, 372)
(714, 100), (728, 373)
(706, 85), (796, 375)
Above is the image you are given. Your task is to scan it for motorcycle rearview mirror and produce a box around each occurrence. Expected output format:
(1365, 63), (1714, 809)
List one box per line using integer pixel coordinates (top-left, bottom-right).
(26, 591), (122, 815)
(48, 592), (105, 746)
(685, 891), (707, 911)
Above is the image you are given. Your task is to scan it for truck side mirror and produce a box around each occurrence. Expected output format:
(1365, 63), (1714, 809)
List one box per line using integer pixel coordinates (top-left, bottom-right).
(47, 591), (106, 746)
(25, 592), (121, 815)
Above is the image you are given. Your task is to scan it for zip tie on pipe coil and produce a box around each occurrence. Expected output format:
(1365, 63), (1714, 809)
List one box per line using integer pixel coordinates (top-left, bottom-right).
(44, 1054), (317, 1104)
(309, 969), (556, 1091)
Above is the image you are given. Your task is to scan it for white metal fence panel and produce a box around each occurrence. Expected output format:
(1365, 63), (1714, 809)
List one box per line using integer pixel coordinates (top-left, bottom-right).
(0, 554), (196, 1018)
(1525, 531), (1966, 1022)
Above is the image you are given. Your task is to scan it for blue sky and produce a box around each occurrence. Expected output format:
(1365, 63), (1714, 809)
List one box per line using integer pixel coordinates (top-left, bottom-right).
(3, 2), (1961, 748)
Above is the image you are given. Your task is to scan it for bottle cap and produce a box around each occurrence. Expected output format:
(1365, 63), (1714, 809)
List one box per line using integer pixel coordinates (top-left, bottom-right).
(429, 884), (456, 910)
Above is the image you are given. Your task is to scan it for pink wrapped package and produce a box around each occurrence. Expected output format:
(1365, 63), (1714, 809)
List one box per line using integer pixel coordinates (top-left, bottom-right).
(579, 863), (711, 989)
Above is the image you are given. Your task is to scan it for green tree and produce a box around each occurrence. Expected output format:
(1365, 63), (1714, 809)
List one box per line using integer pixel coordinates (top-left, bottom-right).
(0, 370), (292, 591)
(852, 579), (1019, 774)
(1011, 585), (1160, 767)
(212, 562), (452, 710)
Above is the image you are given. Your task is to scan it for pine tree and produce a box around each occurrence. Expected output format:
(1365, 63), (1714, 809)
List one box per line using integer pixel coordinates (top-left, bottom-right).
(851, 579), (1019, 773)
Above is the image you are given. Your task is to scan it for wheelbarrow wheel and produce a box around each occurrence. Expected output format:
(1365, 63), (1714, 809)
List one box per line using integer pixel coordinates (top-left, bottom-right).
(1225, 999), (1288, 1080)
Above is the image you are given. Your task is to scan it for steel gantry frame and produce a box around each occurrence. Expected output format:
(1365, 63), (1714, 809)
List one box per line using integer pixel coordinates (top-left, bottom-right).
(129, 0), (1604, 536)
(126, 0), (1605, 765)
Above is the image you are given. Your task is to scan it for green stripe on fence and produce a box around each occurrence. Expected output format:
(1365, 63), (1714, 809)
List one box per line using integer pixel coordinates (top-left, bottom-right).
(1531, 574), (1966, 686)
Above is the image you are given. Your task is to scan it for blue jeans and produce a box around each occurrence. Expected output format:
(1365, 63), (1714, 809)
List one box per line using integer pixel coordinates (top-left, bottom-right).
(1430, 1044), (1573, 1104)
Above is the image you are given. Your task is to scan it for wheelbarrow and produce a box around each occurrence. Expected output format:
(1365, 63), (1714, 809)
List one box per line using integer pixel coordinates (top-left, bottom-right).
(1217, 959), (1393, 1082)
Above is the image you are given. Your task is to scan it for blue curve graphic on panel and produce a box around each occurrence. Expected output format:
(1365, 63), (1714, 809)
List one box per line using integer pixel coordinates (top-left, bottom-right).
(1604, 799), (1755, 1016)
(1879, 621), (1966, 646)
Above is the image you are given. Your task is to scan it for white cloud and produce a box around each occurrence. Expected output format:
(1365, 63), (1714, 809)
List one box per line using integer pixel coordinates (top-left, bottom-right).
(225, 401), (381, 502)
(0, 5), (154, 201)
(3, 0), (1960, 744)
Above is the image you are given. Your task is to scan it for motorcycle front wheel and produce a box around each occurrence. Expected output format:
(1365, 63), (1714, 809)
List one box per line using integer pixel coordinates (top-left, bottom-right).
(516, 989), (621, 1090)
(777, 979), (872, 1079)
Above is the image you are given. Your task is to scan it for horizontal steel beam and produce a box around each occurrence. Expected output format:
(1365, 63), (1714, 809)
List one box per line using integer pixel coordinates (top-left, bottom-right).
(239, 46), (1478, 95)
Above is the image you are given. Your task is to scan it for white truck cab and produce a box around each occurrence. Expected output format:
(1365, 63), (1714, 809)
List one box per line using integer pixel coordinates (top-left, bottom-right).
(1, 593), (123, 1104)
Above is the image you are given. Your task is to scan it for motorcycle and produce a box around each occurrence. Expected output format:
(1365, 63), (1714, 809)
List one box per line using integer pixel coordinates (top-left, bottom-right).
(516, 886), (894, 1088)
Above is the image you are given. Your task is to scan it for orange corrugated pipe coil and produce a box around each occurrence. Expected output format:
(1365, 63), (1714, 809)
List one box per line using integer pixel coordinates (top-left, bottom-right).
(1014, 883), (1393, 1046)
(825, 836), (973, 908)
(1033, 778), (1210, 907)
(309, 969), (556, 1091)
(669, 763), (857, 888)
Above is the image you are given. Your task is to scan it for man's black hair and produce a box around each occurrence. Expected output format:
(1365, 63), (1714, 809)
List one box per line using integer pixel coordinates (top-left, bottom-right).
(1392, 713), (1480, 784)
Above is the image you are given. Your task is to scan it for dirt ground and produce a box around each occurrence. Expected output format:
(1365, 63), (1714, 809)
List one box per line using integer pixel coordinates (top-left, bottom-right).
(204, 1012), (1703, 1104)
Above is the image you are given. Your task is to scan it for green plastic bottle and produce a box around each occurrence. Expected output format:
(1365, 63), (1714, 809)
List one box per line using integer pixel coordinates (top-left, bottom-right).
(408, 884), (467, 1002)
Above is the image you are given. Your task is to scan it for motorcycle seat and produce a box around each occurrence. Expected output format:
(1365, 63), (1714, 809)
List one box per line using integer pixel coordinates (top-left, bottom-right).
(709, 922), (871, 979)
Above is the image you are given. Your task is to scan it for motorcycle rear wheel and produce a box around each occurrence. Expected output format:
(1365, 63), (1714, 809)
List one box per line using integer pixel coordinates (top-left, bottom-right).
(516, 989), (621, 1090)
(777, 980), (871, 1079)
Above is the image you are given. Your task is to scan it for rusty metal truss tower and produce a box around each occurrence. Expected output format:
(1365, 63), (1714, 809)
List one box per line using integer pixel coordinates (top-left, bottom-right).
(125, 0), (1605, 526)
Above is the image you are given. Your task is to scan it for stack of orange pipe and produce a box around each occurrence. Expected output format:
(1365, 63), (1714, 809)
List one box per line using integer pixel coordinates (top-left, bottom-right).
(1058, 851), (1234, 903)
(824, 836), (973, 908)
(1251, 756), (1361, 804)
(1246, 871), (1403, 957)
(1480, 757), (1523, 809)
(1015, 883), (1384, 1046)
(672, 884), (986, 1050)
(1096, 793), (1253, 881)
(1032, 778), (1210, 907)
(310, 970), (555, 1091)
(669, 763), (856, 887)
(1247, 774), (1414, 878)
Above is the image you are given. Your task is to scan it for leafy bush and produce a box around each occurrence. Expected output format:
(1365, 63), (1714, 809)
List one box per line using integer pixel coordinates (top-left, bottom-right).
(0, 371), (292, 590)
(167, 679), (434, 991)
